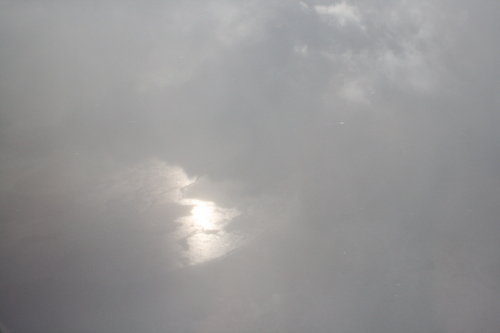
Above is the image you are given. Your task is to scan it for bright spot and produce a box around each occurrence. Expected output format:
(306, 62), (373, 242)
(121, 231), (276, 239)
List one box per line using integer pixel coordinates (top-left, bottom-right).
(191, 200), (215, 230)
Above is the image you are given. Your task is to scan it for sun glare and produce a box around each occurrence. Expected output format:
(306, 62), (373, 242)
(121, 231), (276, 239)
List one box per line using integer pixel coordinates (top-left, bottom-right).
(191, 201), (214, 230)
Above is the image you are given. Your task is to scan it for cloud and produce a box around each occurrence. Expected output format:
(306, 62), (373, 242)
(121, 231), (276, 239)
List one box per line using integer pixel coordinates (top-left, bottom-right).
(137, 1), (271, 91)
(294, 43), (308, 56)
(312, 1), (446, 105)
(314, 1), (362, 27)
(339, 79), (371, 104)
(1, 0), (499, 332)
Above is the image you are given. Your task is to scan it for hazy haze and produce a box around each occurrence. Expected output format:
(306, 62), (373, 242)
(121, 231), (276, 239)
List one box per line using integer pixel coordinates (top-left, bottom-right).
(1, 0), (499, 332)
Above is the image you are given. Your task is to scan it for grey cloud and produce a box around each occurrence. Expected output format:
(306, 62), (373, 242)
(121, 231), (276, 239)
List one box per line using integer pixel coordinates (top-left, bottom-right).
(1, 0), (499, 332)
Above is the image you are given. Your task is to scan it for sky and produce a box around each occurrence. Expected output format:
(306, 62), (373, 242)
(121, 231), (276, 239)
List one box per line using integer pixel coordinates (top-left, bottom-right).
(0, 0), (499, 332)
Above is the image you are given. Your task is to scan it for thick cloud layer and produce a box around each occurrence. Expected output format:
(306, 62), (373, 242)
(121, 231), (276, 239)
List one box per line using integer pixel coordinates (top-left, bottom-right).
(1, 1), (499, 332)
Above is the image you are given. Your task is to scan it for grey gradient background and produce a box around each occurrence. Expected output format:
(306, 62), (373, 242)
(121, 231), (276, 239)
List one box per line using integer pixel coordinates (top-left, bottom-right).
(0, 0), (499, 332)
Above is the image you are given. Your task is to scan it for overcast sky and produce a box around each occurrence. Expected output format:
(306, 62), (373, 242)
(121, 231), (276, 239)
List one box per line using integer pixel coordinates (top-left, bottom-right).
(0, 0), (499, 332)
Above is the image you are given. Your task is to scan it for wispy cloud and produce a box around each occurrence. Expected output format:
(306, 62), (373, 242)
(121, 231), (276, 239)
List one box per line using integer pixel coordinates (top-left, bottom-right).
(314, 2), (362, 27)
(312, 1), (445, 105)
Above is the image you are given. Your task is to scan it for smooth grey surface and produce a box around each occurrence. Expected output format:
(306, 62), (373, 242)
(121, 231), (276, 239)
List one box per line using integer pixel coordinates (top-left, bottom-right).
(1, 0), (499, 332)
